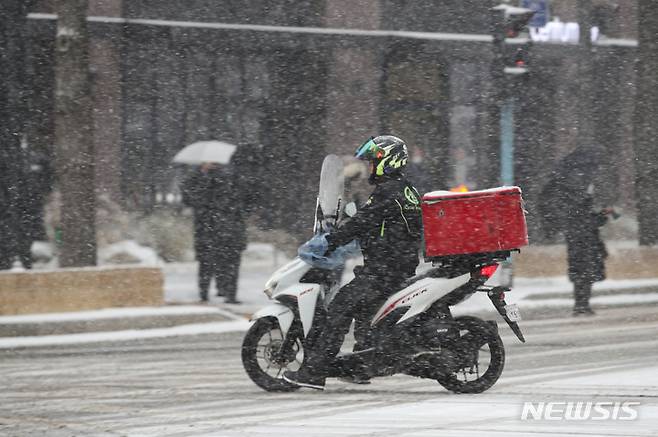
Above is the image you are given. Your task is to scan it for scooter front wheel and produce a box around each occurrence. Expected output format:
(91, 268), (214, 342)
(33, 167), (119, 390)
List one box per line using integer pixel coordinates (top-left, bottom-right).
(241, 317), (302, 392)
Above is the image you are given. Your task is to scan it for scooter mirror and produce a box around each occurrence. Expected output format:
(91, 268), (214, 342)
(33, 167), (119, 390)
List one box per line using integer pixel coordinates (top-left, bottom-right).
(344, 202), (357, 217)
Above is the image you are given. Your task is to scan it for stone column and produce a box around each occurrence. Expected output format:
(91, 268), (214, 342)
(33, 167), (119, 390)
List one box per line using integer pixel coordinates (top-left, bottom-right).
(323, 0), (381, 156)
(89, 0), (123, 203)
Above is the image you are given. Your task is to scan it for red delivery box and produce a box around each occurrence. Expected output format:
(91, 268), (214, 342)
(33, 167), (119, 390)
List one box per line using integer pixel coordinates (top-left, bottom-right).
(421, 186), (528, 259)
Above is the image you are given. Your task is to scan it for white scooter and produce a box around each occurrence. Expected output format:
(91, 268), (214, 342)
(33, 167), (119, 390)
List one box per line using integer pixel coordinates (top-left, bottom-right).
(241, 155), (525, 393)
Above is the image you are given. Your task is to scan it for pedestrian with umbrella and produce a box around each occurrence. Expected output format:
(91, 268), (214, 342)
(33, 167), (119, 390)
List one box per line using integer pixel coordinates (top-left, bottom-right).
(539, 146), (615, 316)
(174, 141), (247, 304)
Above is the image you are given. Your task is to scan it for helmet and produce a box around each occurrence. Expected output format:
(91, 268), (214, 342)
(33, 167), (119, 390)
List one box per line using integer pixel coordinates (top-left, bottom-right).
(355, 135), (409, 180)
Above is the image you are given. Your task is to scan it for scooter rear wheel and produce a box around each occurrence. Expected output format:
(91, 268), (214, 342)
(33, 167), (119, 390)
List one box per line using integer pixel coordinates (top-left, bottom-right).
(241, 317), (302, 392)
(436, 316), (505, 394)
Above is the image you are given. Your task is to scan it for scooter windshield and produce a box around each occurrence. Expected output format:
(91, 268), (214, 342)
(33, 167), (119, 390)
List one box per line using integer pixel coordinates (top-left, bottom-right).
(318, 154), (345, 227)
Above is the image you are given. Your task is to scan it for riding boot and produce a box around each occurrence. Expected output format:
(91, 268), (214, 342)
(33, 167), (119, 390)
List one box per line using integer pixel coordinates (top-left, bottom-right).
(283, 353), (326, 390)
(283, 367), (326, 390)
(341, 318), (372, 384)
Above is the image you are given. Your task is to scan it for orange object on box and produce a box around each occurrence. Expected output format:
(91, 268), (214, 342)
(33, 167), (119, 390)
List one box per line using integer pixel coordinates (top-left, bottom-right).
(421, 186), (528, 259)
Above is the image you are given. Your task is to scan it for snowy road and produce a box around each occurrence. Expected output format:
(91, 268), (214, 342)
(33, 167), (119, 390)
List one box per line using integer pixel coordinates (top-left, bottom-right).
(1, 305), (657, 436)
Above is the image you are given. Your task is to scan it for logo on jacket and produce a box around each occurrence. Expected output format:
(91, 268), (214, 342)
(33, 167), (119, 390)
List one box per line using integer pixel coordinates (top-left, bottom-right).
(404, 187), (419, 205)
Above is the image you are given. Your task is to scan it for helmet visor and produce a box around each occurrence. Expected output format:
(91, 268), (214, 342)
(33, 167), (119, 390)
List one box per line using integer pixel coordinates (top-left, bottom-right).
(355, 137), (383, 160)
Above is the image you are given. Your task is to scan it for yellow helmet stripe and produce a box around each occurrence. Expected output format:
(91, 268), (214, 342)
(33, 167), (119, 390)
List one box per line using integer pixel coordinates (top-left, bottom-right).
(376, 156), (390, 176)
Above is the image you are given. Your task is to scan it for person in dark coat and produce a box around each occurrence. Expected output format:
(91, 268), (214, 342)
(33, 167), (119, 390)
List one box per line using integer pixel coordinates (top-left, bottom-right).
(564, 193), (609, 315)
(0, 168), (13, 270)
(0, 143), (50, 270)
(284, 135), (423, 390)
(182, 162), (247, 303)
(14, 147), (51, 269)
(539, 146), (611, 316)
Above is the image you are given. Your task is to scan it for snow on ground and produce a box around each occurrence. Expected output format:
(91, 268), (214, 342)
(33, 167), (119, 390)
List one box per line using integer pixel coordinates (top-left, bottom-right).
(0, 320), (251, 348)
(3, 243), (658, 435)
(164, 243), (658, 312)
(98, 240), (160, 265)
(21, 240), (658, 314)
(0, 304), (248, 348)
(223, 366), (658, 437)
(164, 242), (288, 310)
(545, 365), (658, 391)
(2, 241), (657, 349)
(0, 305), (241, 324)
(452, 275), (658, 316)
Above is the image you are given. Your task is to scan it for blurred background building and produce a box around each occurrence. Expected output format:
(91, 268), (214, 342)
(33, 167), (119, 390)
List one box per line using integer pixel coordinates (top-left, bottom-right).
(13, 0), (648, 243)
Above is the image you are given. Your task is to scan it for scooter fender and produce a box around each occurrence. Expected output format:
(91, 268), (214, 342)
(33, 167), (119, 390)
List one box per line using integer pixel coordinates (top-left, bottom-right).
(250, 304), (294, 337)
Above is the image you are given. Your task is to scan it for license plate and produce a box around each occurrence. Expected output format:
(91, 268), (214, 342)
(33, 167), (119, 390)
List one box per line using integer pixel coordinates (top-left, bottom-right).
(505, 304), (522, 322)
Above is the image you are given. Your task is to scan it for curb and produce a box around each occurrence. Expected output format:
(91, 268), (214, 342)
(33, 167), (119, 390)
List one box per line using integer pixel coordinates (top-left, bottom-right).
(1, 284), (656, 339)
(0, 305), (243, 337)
(523, 285), (658, 301)
(0, 320), (252, 349)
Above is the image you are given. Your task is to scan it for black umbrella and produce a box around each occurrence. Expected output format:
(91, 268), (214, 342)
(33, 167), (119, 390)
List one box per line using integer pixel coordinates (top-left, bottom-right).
(550, 145), (603, 191)
(539, 146), (603, 238)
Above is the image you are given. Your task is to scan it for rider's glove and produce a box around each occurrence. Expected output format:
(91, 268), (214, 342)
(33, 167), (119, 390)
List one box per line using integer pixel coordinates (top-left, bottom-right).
(325, 234), (339, 257)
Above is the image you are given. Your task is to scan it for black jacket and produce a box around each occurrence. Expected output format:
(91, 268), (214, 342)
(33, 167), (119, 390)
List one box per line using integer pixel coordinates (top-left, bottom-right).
(182, 167), (247, 258)
(327, 175), (422, 278)
(564, 193), (608, 284)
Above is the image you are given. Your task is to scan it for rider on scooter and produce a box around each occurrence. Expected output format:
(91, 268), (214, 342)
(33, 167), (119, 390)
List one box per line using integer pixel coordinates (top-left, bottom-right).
(284, 135), (423, 390)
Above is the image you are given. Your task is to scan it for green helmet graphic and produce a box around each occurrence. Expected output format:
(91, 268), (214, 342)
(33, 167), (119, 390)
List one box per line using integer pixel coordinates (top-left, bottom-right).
(355, 135), (409, 178)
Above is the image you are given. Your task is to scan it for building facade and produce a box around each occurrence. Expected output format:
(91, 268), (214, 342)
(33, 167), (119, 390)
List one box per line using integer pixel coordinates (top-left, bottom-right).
(25, 0), (641, 240)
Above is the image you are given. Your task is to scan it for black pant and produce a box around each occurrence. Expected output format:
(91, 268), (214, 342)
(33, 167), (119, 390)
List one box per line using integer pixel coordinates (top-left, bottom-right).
(198, 248), (242, 299)
(17, 238), (33, 269)
(573, 279), (593, 308)
(303, 272), (405, 374)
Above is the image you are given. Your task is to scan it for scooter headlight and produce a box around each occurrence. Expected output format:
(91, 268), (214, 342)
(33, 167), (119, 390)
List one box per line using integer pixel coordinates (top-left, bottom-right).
(264, 279), (278, 298)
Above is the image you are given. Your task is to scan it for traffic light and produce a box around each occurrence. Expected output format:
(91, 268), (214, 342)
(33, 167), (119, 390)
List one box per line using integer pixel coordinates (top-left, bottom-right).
(504, 46), (530, 75)
(492, 4), (536, 39)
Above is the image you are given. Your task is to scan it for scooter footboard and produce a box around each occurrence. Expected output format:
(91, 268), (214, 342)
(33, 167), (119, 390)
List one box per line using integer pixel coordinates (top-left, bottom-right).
(250, 304), (294, 337)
